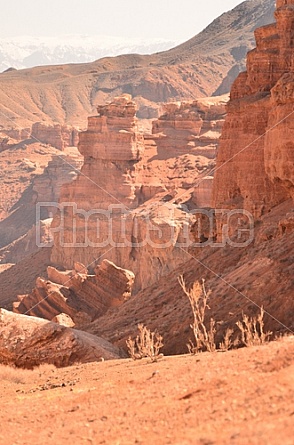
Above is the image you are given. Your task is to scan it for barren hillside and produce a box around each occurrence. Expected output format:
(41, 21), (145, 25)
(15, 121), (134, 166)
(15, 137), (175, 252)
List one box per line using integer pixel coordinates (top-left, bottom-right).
(0, 0), (275, 129)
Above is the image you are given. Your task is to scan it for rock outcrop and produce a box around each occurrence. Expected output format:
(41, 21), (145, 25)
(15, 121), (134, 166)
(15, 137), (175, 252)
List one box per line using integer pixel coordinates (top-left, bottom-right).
(192, 176), (214, 208)
(32, 152), (83, 215)
(152, 96), (228, 158)
(1, 124), (79, 152)
(0, 150), (82, 251)
(0, 309), (123, 368)
(13, 259), (135, 326)
(51, 95), (193, 292)
(31, 122), (79, 150)
(213, 0), (294, 224)
(76, 94), (145, 208)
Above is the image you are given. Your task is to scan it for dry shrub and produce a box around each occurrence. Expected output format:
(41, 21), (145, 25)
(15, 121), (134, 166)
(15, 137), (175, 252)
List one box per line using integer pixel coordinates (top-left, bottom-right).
(180, 276), (273, 353)
(126, 324), (164, 362)
(219, 327), (235, 352)
(178, 276), (219, 353)
(236, 307), (272, 346)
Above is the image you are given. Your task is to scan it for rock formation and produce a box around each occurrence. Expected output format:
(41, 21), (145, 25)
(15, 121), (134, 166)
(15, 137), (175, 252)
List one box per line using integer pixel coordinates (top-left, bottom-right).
(31, 122), (79, 150)
(32, 152), (83, 215)
(13, 259), (135, 326)
(213, 0), (294, 224)
(51, 95), (193, 292)
(1, 124), (79, 152)
(0, 219), (52, 264)
(0, 151), (82, 251)
(192, 176), (214, 208)
(81, 0), (294, 355)
(152, 96), (228, 157)
(0, 309), (123, 368)
(76, 94), (145, 208)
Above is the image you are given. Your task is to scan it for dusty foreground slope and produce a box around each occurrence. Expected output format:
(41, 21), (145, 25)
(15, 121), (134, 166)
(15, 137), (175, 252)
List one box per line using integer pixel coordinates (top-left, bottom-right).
(0, 0), (275, 128)
(0, 336), (293, 445)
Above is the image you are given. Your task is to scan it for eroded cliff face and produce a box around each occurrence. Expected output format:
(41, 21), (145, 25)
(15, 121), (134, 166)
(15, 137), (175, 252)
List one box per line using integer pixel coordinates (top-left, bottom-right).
(31, 122), (79, 150)
(213, 0), (294, 221)
(51, 95), (193, 292)
(152, 96), (228, 158)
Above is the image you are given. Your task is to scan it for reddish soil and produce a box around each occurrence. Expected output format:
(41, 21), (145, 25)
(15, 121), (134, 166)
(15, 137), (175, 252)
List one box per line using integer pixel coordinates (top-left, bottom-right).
(0, 336), (293, 445)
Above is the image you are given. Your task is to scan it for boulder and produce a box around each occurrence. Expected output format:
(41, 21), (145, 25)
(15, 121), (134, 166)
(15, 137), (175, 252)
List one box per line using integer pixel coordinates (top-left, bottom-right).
(0, 309), (123, 368)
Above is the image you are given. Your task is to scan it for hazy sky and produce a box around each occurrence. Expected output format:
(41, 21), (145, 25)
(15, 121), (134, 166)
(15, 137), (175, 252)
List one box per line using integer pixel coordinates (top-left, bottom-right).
(0, 0), (243, 41)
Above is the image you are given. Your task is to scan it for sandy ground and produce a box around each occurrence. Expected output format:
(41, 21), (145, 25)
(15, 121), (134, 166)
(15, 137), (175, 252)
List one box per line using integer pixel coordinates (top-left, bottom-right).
(0, 336), (293, 445)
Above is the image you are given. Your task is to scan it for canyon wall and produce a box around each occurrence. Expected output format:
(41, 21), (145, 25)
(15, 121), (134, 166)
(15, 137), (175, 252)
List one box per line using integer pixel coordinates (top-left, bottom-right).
(152, 96), (228, 158)
(213, 0), (294, 222)
(1, 124), (79, 151)
(51, 95), (192, 292)
(31, 122), (79, 150)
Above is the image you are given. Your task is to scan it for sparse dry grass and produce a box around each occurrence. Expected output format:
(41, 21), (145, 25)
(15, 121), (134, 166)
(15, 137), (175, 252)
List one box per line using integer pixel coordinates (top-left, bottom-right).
(126, 324), (164, 362)
(0, 363), (56, 385)
(179, 276), (272, 354)
(236, 307), (272, 346)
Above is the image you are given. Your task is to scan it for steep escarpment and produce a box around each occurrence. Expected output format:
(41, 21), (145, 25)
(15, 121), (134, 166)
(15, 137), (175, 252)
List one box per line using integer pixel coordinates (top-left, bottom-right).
(213, 0), (294, 222)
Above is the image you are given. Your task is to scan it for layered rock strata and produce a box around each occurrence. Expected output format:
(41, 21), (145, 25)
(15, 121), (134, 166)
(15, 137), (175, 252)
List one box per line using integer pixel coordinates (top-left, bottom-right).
(152, 96), (228, 157)
(31, 122), (79, 150)
(51, 95), (192, 292)
(213, 0), (294, 223)
(0, 309), (123, 368)
(13, 259), (135, 326)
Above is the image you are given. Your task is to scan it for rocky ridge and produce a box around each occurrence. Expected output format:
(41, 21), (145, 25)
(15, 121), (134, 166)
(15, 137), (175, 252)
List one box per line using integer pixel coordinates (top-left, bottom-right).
(13, 260), (135, 327)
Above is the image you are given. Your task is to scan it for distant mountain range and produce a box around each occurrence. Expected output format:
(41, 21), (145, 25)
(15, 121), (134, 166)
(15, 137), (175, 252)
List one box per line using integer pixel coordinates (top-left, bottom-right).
(0, 0), (276, 129)
(0, 35), (178, 72)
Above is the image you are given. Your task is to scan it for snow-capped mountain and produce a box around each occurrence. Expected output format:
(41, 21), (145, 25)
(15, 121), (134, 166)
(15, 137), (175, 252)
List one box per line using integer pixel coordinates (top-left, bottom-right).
(0, 35), (179, 72)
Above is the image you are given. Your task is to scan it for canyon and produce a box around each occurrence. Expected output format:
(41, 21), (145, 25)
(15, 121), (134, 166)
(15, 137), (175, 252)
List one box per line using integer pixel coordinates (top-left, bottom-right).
(0, 2), (293, 444)
(0, 0), (293, 366)
(46, 0), (294, 355)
